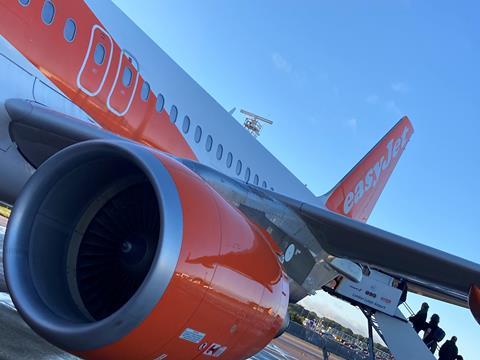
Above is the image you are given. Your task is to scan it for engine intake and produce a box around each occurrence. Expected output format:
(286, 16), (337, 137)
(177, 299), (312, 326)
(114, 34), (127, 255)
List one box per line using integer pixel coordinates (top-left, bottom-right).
(4, 140), (288, 360)
(4, 140), (183, 350)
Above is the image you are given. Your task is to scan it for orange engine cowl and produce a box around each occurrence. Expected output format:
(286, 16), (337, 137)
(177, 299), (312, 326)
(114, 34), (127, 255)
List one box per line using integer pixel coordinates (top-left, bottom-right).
(469, 285), (480, 326)
(4, 140), (289, 360)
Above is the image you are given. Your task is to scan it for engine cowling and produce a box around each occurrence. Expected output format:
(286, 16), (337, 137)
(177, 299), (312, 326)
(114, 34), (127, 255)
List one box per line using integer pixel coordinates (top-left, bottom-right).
(3, 140), (289, 359)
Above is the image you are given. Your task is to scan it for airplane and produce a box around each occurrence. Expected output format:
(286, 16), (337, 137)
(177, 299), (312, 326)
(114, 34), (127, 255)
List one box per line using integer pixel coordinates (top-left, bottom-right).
(0, 0), (478, 359)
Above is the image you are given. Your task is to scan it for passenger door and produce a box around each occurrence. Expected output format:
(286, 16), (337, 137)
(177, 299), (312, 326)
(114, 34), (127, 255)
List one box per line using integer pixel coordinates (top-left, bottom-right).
(76, 25), (113, 96)
(106, 50), (139, 116)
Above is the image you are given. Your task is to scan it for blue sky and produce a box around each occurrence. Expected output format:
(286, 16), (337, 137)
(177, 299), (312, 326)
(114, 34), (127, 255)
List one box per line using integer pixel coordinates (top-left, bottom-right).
(112, 1), (479, 357)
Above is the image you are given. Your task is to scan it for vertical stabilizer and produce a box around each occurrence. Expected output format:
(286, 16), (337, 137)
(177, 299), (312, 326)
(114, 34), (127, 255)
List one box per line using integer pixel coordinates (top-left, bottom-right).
(324, 117), (414, 222)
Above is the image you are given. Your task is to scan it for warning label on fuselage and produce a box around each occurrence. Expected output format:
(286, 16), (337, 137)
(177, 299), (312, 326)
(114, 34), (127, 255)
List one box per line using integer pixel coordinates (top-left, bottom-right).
(179, 328), (206, 344)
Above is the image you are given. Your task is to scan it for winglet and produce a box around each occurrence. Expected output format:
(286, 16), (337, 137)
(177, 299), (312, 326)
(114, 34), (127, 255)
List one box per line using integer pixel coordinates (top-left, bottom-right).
(469, 285), (480, 325)
(324, 117), (414, 222)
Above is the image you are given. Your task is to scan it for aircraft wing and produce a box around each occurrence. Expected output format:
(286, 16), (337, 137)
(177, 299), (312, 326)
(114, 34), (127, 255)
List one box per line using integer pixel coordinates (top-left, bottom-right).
(274, 192), (480, 321)
(3, 99), (122, 168)
(4, 99), (480, 324)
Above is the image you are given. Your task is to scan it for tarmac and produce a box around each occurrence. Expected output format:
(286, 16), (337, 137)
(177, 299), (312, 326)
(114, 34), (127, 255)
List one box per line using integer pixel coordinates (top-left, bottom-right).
(254, 334), (344, 360)
(0, 218), (342, 360)
(0, 292), (339, 360)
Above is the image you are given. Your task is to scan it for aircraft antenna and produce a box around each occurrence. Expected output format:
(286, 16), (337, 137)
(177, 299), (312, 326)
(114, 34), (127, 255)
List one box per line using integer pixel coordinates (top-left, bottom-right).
(241, 109), (273, 138)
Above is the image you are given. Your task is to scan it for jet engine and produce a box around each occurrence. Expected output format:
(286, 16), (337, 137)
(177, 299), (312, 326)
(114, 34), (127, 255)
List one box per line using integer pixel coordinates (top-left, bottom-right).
(3, 140), (289, 359)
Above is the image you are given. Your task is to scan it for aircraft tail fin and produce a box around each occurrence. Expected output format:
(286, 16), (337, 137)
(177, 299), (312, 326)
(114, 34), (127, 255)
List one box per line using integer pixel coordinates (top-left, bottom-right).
(323, 117), (414, 222)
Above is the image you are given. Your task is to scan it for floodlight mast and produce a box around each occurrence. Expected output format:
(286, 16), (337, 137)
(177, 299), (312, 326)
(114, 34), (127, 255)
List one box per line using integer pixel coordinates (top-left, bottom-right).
(240, 109), (273, 137)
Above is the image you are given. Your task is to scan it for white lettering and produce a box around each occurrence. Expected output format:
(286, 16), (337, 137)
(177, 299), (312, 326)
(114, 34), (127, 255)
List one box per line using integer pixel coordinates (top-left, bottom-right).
(401, 126), (410, 148)
(342, 126), (411, 214)
(343, 192), (355, 214)
(393, 138), (401, 158)
(382, 139), (393, 170)
(354, 180), (364, 204)
(364, 169), (374, 192)
(373, 159), (383, 186)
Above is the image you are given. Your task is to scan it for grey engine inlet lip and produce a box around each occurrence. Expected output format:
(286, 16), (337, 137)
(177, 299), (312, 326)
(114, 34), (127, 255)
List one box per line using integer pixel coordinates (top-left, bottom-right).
(3, 140), (183, 351)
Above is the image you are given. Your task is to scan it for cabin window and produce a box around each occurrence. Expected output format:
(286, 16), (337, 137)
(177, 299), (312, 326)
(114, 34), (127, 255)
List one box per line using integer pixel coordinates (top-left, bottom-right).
(206, 135), (213, 152)
(41, 1), (55, 25)
(169, 105), (178, 123)
(182, 116), (190, 133)
(245, 167), (251, 182)
(194, 126), (202, 143)
(141, 81), (150, 101)
(253, 174), (259, 186)
(93, 44), (105, 65)
(216, 144), (223, 160)
(156, 94), (165, 112)
(226, 152), (233, 168)
(18, 0), (30, 7)
(63, 19), (76, 43)
(122, 67), (132, 87)
(236, 160), (242, 176)
(63, 19), (77, 42)
(262, 180), (267, 188)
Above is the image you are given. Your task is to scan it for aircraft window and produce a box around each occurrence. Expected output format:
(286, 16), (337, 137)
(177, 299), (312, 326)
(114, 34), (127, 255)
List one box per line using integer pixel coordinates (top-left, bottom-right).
(226, 152), (233, 168)
(245, 167), (251, 182)
(18, 0), (30, 7)
(169, 105), (178, 123)
(141, 81), (150, 101)
(206, 135), (213, 152)
(63, 19), (76, 42)
(156, 93), (165, 112)
(93, 44), (105, 65)
(216, 144), (223, 160)
(253, 174), (259, 185)
(194, 126), (202, 143)
(236, 160), (242, 175)
(182, 116), (190, 134)
(262, 181), (267, 188)
(122, 67), (132, 87)
(41, 1), (55, 25)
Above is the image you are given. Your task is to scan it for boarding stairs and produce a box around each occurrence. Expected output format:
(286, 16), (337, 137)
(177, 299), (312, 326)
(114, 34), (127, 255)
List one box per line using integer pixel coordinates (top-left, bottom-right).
(370, 308), (436, 360)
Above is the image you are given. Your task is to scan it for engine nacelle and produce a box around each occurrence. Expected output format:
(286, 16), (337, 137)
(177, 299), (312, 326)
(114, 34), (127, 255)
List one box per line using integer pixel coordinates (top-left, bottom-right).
(3, 140), (289, 359)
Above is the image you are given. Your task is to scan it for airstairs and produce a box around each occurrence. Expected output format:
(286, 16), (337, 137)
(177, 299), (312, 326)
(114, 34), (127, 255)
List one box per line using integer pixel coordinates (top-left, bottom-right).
(367, 308), (436, 360)
(328, 269), (438, 360)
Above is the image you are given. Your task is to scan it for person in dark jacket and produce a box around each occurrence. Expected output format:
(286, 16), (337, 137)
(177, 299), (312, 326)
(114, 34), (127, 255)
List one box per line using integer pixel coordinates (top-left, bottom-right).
(409, 302), (429, 333)
(423, 314), (444, 353)
(438, 336), (458, 360)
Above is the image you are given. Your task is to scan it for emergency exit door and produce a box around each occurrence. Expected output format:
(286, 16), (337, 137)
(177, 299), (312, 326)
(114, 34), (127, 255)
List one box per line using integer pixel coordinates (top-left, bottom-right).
(106, 50), (139, 116)
(77, 25), (113, 96)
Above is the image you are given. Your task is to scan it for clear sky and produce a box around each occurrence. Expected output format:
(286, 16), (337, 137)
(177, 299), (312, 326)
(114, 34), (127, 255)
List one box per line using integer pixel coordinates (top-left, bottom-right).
(112, 1), (479, 357)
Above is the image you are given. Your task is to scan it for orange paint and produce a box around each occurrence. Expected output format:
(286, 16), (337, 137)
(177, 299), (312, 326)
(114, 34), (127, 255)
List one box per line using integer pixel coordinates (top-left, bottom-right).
(73, 153), (288, 359)
(0, 2), (289, 358)
(0, 0), (196, 160)
(77, 26), (113, 96)
(469, 285), (480, 325)
(326, 116), (414, 222)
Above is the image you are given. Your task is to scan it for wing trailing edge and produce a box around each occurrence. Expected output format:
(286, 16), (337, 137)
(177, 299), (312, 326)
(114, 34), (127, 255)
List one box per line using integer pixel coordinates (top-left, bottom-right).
(275, 191), (480, 324)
